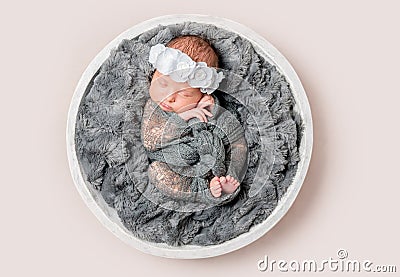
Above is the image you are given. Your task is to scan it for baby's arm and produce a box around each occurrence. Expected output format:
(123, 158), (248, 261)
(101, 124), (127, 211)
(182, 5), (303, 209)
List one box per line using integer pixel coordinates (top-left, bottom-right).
(141, 99), (164, 151)
(177, 94), (215, 122)
(147, 161), (192, 197)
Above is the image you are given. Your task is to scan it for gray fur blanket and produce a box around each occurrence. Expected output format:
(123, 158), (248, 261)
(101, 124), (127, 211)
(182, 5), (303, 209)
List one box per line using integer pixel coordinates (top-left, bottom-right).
(75, 21), (301, 246)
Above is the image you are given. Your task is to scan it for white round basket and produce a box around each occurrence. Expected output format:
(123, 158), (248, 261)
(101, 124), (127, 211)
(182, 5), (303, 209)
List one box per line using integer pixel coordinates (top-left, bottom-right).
(66, 14), (313, 259)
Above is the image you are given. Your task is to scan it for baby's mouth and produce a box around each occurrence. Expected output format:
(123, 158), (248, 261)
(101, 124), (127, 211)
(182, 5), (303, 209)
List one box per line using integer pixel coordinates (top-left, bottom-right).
(160, 102), (172, 110)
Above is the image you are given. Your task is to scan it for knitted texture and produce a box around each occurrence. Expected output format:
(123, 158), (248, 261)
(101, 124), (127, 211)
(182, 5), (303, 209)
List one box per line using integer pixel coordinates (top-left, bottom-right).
(141, 94), (247, 210)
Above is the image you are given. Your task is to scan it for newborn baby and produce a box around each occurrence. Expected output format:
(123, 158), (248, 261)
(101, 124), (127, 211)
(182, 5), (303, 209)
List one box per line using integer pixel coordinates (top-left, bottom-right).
(141, 36), (248, 203)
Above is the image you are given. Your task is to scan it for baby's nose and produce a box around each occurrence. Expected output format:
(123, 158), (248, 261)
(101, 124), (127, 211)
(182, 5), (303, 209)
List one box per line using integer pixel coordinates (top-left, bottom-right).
(166, 93), (175, 102)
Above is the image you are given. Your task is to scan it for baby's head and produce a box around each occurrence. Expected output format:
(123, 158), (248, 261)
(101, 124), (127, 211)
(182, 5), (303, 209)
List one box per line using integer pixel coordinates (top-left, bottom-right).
(167, 35), (219, 68)
(149, 36), (221, 113)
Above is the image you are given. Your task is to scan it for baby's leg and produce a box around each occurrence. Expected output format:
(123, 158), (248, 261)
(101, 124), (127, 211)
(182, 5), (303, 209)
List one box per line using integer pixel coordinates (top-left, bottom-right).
(209, 176), (222, 198)
(148, 161), (191, 193)
(219, 175), (240, 194)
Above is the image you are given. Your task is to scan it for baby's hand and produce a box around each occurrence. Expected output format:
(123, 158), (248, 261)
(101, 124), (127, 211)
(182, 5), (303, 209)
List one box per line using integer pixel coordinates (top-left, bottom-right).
(197, 94), (215, 112)
(177, 107), (213, 122)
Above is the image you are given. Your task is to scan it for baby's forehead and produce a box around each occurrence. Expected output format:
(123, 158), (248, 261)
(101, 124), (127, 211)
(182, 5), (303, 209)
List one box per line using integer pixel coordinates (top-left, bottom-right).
(156, 74), (190, 87)
(152, 72), (202, 95)
(153, 73), (175, 83)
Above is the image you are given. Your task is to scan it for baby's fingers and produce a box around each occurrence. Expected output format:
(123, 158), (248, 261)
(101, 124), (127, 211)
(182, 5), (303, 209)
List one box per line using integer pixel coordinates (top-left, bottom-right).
(193, 110), (207, 122)
(202, 108), (213, 117)
(198, 98), (214, 107)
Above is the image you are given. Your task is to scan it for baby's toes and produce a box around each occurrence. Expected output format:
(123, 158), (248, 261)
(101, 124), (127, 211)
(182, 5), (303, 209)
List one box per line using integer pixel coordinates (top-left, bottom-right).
(211, 185), (222, 197)
(219, 176), (226, 185)
(210, 176), (219, 186)
(210, 180), (220, 189)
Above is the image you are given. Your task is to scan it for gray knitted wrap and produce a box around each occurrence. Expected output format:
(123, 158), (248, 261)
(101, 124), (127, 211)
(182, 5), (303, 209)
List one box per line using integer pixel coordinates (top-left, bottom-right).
(141, 93), (247, 209)
(75, 22), (302, 246)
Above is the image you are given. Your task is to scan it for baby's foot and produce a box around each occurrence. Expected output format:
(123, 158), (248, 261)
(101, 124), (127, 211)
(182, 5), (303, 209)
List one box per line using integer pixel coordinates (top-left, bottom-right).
(209, 176), (222, 198)
(219, 175), (240, 194)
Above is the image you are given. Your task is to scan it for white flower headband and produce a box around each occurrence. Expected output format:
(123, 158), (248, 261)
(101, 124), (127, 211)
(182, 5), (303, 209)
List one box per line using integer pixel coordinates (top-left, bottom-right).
(149, 43), (224, 94)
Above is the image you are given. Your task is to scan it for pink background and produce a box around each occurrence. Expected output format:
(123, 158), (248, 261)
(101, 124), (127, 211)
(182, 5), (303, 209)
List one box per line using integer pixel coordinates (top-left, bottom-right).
(1, 0), (399, 276)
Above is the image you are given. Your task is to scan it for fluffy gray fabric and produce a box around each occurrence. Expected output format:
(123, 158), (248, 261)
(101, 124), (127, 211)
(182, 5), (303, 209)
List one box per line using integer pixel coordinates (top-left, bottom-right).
(75, 22), (302, 246)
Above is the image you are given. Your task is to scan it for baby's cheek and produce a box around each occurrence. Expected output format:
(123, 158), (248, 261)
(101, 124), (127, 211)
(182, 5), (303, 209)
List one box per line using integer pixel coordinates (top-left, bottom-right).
(149, 85), (165, 102)
(175, 100), (197, 112)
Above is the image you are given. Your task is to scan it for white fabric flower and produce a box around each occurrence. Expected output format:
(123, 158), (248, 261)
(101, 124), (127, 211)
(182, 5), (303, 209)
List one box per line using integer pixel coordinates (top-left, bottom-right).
(148, 44), (224, 94)
(148, 44), (165, 65)
(188, 62), (214, 88)
(155, 47), (180, 75)
(200, 71), (224, 94)
(188, 63), (224, 94)
(169, 54), (196, 82)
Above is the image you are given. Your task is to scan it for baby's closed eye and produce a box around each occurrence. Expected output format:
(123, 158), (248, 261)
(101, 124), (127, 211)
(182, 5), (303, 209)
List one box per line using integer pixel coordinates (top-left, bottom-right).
(178, 90), (195, 97)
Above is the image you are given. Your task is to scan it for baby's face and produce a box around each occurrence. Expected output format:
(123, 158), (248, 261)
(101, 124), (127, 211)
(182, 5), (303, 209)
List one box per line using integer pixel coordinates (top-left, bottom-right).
(149, 70), (203, 113)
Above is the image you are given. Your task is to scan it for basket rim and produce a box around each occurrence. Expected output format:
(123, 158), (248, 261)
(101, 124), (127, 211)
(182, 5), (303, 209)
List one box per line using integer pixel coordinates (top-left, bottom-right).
(66, 14), (313, 259)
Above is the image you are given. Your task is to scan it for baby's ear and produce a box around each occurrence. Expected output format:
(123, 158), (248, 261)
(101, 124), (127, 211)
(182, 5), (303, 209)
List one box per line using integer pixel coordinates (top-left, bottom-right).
(152, 70), (162, 79)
